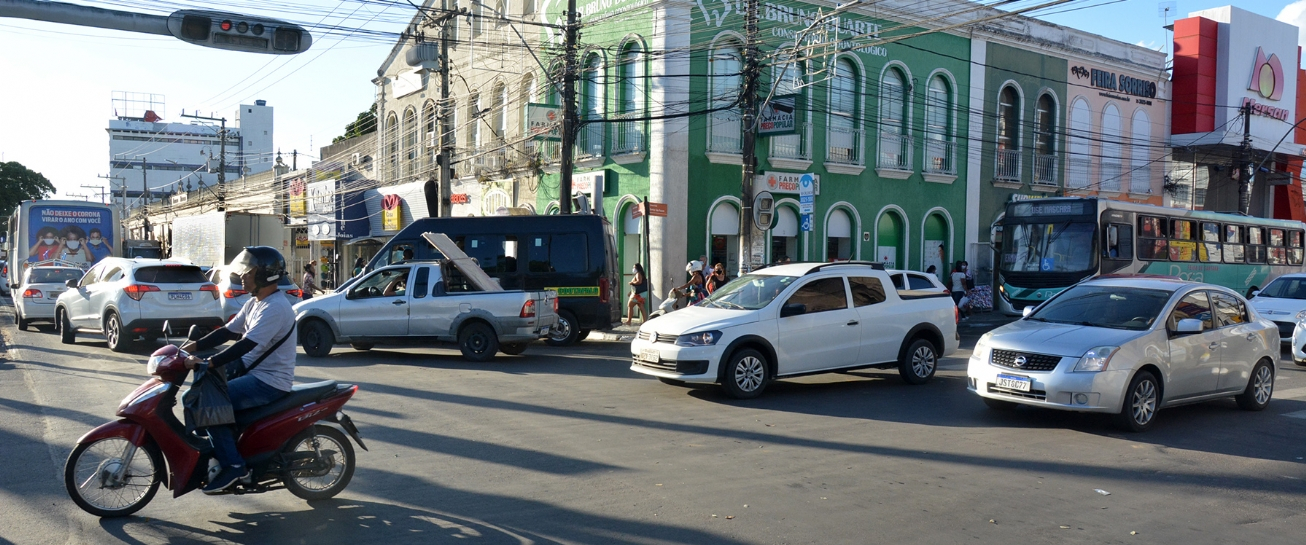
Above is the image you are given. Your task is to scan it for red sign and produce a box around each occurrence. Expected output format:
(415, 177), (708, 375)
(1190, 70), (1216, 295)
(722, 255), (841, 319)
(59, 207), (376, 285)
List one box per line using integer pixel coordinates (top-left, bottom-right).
(631, 204), (643, 218)
(450, 194), (471, 204)
(646, 202), (668, 217)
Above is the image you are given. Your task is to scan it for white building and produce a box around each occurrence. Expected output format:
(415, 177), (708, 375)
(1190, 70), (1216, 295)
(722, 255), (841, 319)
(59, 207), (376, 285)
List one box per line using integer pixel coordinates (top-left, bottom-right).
(107, 99), (275, 208)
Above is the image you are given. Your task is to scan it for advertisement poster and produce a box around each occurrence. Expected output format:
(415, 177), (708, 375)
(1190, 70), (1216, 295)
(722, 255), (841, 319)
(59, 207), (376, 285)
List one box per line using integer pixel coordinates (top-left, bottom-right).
(28, 205), (114, 266)
(382, 194), (404, 231)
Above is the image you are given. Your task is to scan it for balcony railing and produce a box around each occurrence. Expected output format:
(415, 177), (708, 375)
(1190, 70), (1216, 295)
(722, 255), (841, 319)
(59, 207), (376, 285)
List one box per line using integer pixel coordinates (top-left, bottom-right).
(611, 112), (646, 155)
(577, 119), (604, 158)
(924, 138), (955, 175)
(1099, 160), (1122, 192)
(708, 111), (743, 154)
(877, 131), (912, 171)
(1067, 156), (1091, 189)
(994, 148), (1020, 182)
(827, 127), (864, 165)
(770, 122), (812, 161)
(1033, 153), (1058, 186)
(1129, 162), (1150, 193)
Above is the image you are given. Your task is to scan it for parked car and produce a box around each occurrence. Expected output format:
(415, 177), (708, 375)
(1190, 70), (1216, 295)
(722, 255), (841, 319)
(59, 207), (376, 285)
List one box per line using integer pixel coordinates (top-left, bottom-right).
(293, 261), (558, 362)
(968, 277), (1278, 432)
(54, 258), (224, 352)
(0, 260), (9, 296)
(14, 266), (85, 330)
(1246, 273), (1306, 344)
(887, 269), (949, 294)
(630, 261), (959, 399)
(206, 266), (303, 322)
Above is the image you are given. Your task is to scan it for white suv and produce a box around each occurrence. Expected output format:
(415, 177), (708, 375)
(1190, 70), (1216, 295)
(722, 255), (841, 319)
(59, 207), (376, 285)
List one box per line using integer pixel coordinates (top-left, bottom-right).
(630, 262), (960, 398)
(55, 258), (224, 352)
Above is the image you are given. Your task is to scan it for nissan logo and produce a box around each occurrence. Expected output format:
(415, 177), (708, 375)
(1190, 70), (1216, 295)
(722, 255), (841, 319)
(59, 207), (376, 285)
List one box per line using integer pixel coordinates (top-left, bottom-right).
(1013, 355), (1027, 368)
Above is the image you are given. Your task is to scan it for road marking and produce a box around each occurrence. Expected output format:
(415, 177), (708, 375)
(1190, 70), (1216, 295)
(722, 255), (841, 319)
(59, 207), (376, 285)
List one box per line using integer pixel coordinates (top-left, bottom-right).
(1282, 410), (1306, 419)
(1274, 386), (1306, 399)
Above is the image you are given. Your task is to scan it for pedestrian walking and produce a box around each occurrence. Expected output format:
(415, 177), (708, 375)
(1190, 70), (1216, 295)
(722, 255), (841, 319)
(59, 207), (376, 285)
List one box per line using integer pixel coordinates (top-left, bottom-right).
(626, 263), (648, 325)
(950, 261), (970, 320)
(301, 264), (319, 300)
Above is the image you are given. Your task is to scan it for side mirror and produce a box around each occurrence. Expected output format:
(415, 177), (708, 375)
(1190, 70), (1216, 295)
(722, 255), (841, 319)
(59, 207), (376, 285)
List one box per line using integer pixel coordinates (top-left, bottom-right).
(1022, 306), (1035, 318)
(1250, 290), (1260, 298)
(65, 279), (78, 289)
(780, 303), (806, 318)
(187, 324), (204, 341)
(1175, 318), (1204, 334)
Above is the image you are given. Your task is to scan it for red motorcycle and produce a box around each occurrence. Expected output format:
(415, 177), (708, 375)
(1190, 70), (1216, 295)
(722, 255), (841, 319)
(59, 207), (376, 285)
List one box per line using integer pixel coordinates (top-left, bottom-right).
(64, 327), (367, 517)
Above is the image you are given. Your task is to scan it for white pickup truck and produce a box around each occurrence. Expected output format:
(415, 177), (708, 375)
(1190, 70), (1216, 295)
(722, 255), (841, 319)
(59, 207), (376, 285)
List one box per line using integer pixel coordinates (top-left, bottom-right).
(294, 260), (558, 361)
(630, 261), (959, 398)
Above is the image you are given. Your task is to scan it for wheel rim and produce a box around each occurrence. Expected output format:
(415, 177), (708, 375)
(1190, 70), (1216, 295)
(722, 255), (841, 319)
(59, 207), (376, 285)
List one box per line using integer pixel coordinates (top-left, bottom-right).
(288, 434), (347, 491)
(105, 315), (119, 347)
(549, 316), (573, 342)
(1130, 379), (1157, 425)
(465, 331), (489, 353)
(1253, 365), (1274, 405)
(911, 345), (936, 377)
(70, 439), (156, 512)
(734, 355), (765, 392)
(306, 327), (322, 351)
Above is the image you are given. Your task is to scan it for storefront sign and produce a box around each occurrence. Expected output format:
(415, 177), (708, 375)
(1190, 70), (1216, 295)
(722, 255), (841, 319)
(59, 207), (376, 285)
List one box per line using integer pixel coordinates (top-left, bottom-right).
(1248, 46), (1284, 100)
(450, 194), (471, 204)
(307, 180), (336, 241)
(382, 194), (404, 231)
(755, 171), (819, 196)
(288, 177), (307, 217)
(1072, 65), (1158, 99)
(527, 104), (562, 140)
(759, 94), (797, 135)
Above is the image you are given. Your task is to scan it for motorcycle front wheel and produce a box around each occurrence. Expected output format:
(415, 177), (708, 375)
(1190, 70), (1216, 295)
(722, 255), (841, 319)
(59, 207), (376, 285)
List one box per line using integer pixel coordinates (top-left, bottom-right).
(282, 425), (355, 501)
(65, 437), (163, 517)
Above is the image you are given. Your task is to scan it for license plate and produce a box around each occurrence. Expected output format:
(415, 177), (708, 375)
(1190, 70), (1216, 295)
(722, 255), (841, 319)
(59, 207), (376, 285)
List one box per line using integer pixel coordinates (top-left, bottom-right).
(636, 348), (660, 364)
(48, 291), (62, 299)
(995, 374), (1031, 392)
(169, 292), (192, 301)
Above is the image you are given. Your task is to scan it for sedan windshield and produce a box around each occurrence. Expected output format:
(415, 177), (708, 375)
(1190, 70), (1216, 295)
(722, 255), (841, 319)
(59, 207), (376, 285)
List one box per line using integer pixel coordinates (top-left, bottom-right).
(698, 274), (798, 311)
(1256, 277), (1306, 300)
(1028, 285), (1173, 330)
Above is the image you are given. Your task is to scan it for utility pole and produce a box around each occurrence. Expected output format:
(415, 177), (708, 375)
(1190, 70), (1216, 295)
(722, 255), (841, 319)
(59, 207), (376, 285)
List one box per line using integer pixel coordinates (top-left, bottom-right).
(434, 4), (464, 218)
(558, 0), (579, 215)
(81, 184), (109, 204)
(292, 149), (298, 170)
(182, 111), (227, 211)
(1238, 103), (1253, 215)
(98, 173), (125, 216)
(737, 0), (760, 275)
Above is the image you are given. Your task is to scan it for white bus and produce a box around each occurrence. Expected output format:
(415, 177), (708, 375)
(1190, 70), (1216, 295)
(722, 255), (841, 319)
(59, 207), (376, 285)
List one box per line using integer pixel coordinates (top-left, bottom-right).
(4, 200), (121, 289)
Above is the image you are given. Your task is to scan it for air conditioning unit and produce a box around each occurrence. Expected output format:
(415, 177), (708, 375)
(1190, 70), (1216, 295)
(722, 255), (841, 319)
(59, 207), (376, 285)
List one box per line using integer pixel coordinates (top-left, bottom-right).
(351, 153), (361, 165)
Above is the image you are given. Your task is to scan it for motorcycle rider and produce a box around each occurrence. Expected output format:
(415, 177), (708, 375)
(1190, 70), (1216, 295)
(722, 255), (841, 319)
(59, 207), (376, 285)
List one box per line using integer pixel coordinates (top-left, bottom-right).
(181, 246), (298, 494)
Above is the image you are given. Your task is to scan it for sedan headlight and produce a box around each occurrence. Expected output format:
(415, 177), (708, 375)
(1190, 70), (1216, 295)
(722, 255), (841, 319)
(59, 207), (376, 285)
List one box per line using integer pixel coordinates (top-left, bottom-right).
(675, 331), (722, 347)
(972, 335), (992, 363)
(1073, 346), (1118, 372)
(1296, 310), (1306, 322)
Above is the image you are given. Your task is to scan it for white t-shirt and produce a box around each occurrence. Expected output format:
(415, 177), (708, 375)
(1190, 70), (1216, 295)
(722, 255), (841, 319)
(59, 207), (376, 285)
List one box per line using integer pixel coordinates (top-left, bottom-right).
(227, 292), (298, 392)
(951, 271), (968, 293)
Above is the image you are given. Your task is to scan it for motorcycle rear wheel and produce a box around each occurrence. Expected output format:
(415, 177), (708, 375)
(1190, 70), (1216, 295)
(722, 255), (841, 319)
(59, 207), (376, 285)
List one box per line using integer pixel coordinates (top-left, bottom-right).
(282, 425), (355, 501)
(65, 438), (162, 517)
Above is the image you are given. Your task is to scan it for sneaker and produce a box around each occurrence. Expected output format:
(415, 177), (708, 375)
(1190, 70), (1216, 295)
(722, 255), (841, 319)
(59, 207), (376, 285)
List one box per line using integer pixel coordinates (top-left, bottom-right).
(203, 465), (250, 495)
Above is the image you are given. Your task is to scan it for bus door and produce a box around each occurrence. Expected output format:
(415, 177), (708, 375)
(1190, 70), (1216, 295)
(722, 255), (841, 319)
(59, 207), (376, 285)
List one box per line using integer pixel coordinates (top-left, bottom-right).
(1101, 210), (1135, 275)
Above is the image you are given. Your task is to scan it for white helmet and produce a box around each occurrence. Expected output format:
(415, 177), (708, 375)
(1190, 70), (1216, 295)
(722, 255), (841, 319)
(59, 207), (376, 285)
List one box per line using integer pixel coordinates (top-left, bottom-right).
(686, 260), (703, 273)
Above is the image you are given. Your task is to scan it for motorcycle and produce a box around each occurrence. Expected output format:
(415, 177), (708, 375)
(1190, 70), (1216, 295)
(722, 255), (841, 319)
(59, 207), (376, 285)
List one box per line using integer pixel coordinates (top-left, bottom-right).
(649, 286), (700, 318)
(64, 324), (367, 517)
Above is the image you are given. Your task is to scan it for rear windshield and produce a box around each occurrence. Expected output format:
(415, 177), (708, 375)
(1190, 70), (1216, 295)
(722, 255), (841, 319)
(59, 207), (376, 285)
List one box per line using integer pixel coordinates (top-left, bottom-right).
(29, 268), (84, 284)
(134, 266), (208, 284)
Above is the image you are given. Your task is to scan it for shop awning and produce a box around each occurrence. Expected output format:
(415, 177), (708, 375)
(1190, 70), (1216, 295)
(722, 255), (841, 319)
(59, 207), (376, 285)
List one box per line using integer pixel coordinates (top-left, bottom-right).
(345, 236), (389, 246)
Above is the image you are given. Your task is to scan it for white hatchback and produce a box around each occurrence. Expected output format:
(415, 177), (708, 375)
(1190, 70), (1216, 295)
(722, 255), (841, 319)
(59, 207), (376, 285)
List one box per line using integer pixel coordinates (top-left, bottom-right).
(54, 258), (224, 352)
(14, 266), (85, 330)
(1247, 273), (1306, 344)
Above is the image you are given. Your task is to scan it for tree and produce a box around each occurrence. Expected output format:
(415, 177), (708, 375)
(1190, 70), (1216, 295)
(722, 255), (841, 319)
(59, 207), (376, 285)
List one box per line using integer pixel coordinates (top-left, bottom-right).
(333, 104), (378, 144)
(0, 161), (56, 215)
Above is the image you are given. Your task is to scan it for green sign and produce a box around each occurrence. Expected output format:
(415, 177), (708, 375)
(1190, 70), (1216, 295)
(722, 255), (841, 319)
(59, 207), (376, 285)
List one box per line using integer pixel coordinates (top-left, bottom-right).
(546, 286), (600, 297)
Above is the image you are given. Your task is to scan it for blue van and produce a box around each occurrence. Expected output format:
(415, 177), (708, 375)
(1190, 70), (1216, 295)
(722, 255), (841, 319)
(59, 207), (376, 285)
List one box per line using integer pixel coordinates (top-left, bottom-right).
(361, 214), (620, 345)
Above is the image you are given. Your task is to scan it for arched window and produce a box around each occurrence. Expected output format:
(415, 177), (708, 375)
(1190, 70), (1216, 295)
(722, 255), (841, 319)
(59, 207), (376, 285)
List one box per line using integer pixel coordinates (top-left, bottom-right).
(402, 108), (417, 177)
(877, 67), (908, 170)
(385, 112), (398, 181)
(616, 41), (646, 153)
(472, 0), (483, 37)
(1100, 104), (1122, 192)
(924, 75), (953, 174)
(1068, 98), (1091, 189)
(519, 75), (535, 135)
(491, 83), (506, 141)
(446, 98), (457, 153)
(1033, 93), (1057, 185)
(1130, 110), (1151, 194)
(422, 101), (436, 145)
(995, 85), (1021, 181)
(709, 39), (743, 154)
(580, 53), (603, 156)
(770, 53), (807, 161)
(828, 57), (859, 164)
(467, 94), (481, 151)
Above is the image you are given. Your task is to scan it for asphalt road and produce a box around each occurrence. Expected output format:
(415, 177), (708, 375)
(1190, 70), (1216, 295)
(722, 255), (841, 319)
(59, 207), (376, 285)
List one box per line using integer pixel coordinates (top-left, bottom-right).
(1, 302), (1305, 544)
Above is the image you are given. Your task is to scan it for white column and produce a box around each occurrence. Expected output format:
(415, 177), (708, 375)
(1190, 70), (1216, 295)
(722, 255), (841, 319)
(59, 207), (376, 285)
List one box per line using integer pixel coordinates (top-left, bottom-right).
(649, 2), (691, 302)
(965, 38), (987, 265)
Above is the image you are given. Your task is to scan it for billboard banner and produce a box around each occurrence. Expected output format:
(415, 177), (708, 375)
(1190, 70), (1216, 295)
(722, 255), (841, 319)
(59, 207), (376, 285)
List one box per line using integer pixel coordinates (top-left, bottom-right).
(28, 205), (115, 266)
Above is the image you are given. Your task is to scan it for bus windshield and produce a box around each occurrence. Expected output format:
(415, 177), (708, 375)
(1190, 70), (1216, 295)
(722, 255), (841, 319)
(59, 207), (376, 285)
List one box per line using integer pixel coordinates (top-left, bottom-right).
(1002, 222), (1097, 273)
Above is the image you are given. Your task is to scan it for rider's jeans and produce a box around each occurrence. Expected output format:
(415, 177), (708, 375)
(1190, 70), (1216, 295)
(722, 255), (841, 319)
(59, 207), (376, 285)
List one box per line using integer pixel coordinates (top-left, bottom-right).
(207, 375), (286, 469)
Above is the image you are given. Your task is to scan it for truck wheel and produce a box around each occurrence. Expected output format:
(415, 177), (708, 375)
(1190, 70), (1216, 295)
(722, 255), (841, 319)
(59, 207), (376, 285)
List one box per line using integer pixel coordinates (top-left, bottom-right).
(58, 309), (76, 344)
(500, 342), (528, 355)
(897, 338), (938, 385)
(459, 322), (498, 362)
(300, 320), (334, 358)
(545, 310), (580, 346)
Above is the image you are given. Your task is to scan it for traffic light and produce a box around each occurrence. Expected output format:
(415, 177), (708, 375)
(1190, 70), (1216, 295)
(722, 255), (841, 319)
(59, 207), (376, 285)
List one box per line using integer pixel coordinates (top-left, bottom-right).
(167, 10), (312, 54)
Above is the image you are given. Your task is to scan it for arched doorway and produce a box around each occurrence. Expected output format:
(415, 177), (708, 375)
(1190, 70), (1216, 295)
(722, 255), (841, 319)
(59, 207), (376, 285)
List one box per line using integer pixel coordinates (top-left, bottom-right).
(771, 205), (800, 263)
(922, 212), (950, 274)
(620, 201), (643, 318)
(826, 208), (853, 261)
(875, 209), (906, 268)
(709, 200), (740, 274)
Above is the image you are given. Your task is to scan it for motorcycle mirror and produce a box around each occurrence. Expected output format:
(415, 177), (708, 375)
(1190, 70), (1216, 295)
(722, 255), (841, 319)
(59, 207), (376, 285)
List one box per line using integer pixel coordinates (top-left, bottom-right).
(187, 324), (203, 341)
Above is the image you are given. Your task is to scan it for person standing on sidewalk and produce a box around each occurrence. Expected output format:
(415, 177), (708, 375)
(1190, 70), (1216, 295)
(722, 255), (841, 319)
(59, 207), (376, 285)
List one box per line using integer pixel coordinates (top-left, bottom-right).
(301, 264), (319, 301)
(950, 261), (970, 320)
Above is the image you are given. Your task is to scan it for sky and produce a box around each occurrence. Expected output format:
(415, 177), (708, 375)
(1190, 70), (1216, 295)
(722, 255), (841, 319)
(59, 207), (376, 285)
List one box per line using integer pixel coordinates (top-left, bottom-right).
(0, 0), (1303, 201)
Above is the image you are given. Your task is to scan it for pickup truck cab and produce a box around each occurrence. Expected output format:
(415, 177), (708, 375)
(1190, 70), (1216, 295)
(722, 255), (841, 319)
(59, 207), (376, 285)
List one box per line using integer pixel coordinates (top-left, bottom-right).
(294, 261), (558, 361)
(630, 261), (959, 398)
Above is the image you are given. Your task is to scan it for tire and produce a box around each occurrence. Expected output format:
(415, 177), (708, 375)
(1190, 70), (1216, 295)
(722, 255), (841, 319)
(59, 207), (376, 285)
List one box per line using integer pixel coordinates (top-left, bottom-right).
(720, 348), (769, 399)
(349, 343), (374, 352)
(500, 342), (528, 356)
(982, 396), (1019, 411)
(1117, 371), (1161, 432)
(898, 338), (938, 385)
(282, 425), (356, 501)
(16, 309), (28, 331)
(104, 312), (132, 353)
(578, 329), (592, 341)
(58, 308), (76, 344)
(1235, 359), (1274, 411)
(545, 310), (580, 346)
(458, 322), (499, 362)
(64, 437), (162, 518)
(300, 320), (334, 358)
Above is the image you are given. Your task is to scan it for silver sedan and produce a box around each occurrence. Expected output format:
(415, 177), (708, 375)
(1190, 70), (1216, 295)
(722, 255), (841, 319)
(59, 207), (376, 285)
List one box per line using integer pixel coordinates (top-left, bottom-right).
(968, 277), (1278, 432)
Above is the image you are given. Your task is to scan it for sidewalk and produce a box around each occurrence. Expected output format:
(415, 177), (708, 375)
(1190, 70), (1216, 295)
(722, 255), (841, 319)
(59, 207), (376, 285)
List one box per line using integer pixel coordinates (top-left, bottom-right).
(590, 310), (1018, 342)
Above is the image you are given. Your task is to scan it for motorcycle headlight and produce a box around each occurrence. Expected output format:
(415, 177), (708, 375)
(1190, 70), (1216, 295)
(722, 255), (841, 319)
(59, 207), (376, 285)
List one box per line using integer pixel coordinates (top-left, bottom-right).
(1073, 346), (1118, 373)
(675, 331), (722, 347)
(147, 355), (164, 375)
(972, 335), (992, 364)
